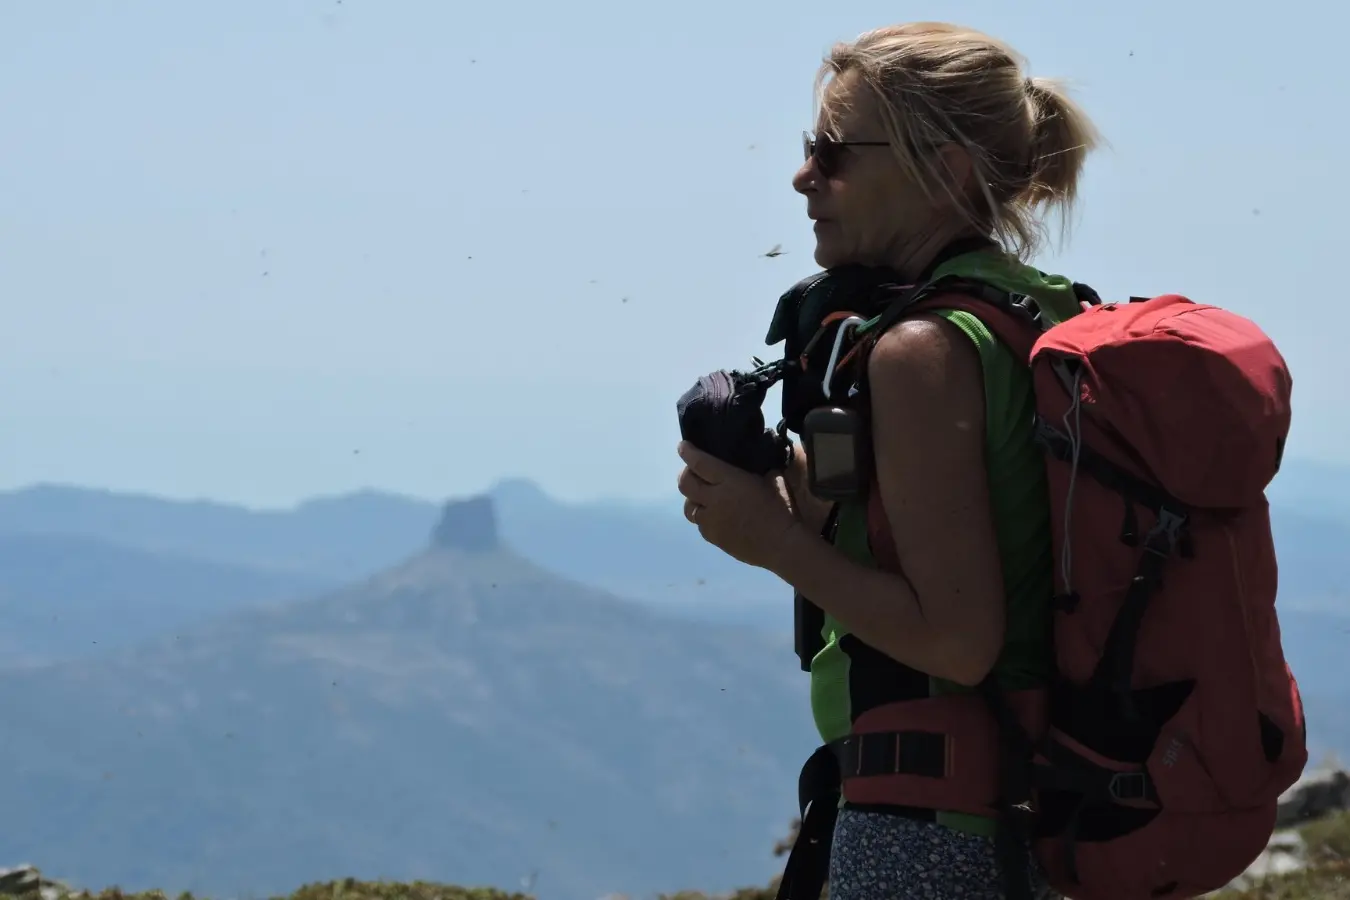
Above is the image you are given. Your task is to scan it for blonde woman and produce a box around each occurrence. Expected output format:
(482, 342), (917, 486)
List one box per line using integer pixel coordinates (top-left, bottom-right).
(678, 22), (1099, 899)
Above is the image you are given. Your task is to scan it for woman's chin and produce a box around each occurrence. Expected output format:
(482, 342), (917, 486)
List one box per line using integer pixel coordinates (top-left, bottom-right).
(813, 245), (851, 269)
(811, 230), (858, 269)
(812, 240), (841, 269)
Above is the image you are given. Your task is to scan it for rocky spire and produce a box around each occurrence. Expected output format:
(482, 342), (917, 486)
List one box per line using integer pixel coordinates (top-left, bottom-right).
(429, 495), (499, 553)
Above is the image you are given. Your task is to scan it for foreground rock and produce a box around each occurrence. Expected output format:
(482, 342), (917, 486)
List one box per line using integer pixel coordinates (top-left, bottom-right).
(0, 867), (73, 900)
(1223, 767), (1350, 893)
(1276, 767), (1350, 828)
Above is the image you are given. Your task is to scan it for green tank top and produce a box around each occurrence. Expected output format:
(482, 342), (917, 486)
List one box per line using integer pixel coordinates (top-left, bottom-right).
(807, 281), (1058, 836)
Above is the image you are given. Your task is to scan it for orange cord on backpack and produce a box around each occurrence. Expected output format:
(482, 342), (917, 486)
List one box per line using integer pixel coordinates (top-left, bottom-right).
(799, 311), (866, 384)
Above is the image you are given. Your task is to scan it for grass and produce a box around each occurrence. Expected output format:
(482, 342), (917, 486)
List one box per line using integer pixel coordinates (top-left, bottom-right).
(5, 813), (1348, 900)
(0, 882), (533, 900)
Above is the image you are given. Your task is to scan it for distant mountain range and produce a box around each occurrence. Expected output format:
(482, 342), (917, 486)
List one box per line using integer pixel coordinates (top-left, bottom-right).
(0, 461), (1345, 899)
(0, 497), (813, 900)
(0, 457), (1346, 652)
(0, 478), (786, 660)
(0, 483), (436, 581)
(0, 533), (326, 666)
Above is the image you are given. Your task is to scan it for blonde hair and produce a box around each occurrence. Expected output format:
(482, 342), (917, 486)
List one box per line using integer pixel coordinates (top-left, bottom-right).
(815, 22), (1101, 259)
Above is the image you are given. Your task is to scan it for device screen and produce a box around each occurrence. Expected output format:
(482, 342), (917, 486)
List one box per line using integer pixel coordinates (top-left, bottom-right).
(812, 432), (856, 482)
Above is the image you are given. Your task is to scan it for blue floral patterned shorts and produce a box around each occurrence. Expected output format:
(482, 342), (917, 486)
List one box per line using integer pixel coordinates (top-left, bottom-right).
(828, 808), (1061, 900)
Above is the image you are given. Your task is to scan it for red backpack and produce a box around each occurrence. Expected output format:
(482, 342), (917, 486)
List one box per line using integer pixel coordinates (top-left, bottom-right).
(859, 285), (1308, 898)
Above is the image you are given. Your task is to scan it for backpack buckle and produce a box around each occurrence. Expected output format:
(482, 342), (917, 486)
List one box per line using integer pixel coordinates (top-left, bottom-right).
(1144, 507), (1188, 558)
(1107, 771), (1150, 802)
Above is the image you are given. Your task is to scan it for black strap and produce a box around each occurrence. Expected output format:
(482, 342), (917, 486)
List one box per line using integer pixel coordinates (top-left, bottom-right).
(1035, 747), (1161, 887)
(1034, 419), (1187, 518)
(1035, 416), (1191, 715)
(793, 505), (839, 672)
(775, 730), (952, 900)
(851, 277), (1043, 418)
(1035, 416), (1186, 884)
(776, 746), (841, 900)
(1089, 508), (1187, 719)
(1032, 743), (1161, 805)
(993, 810), (1034, 900)
(867, 275), (1017, 341)
(1036, 411), (1193, 721)
(792, 592), (825, 673)
(979, 681), (1038, 900)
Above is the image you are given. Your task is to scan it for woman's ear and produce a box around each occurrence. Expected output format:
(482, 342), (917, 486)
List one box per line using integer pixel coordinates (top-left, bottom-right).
(934, 142), (976, 197)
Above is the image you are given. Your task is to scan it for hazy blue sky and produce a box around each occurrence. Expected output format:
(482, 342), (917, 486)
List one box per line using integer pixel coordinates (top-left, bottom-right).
(1, 0), (1345, 507)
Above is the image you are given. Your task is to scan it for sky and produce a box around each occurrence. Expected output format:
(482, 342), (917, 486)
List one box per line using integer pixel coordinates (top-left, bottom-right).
(1, 0), (1346, 508)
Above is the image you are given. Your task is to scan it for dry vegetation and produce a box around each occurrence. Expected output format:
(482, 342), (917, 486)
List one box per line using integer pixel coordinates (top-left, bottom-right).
(5, 812), (1348, 900)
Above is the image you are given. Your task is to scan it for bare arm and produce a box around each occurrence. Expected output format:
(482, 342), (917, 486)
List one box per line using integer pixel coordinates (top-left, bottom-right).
(767, 315), (1006, 686)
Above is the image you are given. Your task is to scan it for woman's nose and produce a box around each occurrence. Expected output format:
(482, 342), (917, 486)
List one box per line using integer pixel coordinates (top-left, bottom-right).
(792, 158), (818, 194)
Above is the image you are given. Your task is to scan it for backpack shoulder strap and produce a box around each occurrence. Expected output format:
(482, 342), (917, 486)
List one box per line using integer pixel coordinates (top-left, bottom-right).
(861, 276), (1043, 364)
(908, 291), (1040, 363)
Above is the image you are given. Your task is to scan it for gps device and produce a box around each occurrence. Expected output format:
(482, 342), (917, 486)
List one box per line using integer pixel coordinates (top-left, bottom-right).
(801, 406), (868, 502)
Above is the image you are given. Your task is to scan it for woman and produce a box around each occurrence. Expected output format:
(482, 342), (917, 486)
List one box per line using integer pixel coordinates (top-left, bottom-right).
(676, 21), (1100, 900)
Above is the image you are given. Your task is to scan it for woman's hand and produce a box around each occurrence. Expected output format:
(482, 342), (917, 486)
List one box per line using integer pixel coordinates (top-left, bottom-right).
(676, 441), (801, 570)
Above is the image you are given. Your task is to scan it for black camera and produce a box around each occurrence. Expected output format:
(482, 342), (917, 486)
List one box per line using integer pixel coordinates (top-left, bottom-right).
(675, 265), (904, 671)
(675, 362), (792, 477)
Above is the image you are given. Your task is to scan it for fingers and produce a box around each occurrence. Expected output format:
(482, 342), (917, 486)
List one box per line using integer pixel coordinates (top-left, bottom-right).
(677, 441), (724, 484)
(677, 464), (713, 506)
(677, 443), (727, 532)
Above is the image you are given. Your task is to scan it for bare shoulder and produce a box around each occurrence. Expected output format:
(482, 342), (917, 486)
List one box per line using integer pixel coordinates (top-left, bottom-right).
(866, 313), (984, 412)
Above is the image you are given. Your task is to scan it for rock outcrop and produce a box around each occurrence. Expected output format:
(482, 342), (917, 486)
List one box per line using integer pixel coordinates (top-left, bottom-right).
(429, 495), (499, 553)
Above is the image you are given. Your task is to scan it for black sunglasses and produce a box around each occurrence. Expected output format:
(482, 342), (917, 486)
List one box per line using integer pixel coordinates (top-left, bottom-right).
(803, 130), (890, 178)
